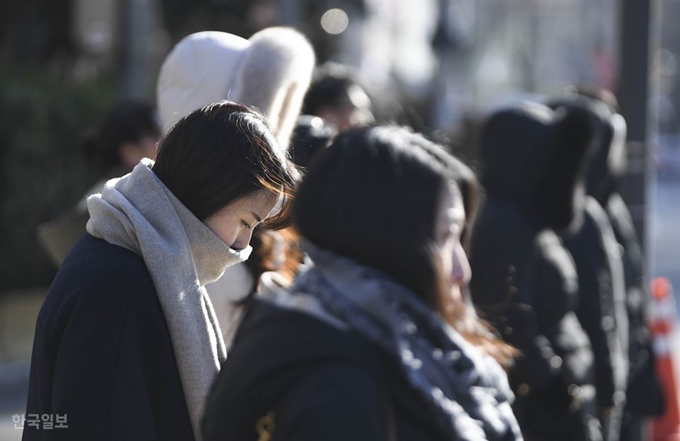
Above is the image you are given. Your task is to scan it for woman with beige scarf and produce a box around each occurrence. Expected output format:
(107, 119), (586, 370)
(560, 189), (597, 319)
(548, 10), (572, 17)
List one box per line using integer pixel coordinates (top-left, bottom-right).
(23, 101), (300, 441)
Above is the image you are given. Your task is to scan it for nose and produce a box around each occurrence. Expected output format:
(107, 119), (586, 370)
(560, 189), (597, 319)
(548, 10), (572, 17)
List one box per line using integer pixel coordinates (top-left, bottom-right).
(232, 229), (255, 251)
(451, 244), (472, 286)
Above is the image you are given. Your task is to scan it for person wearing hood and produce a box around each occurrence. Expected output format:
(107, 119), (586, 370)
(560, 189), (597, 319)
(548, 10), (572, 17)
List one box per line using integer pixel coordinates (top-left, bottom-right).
(202, 126), (521, 441)
(546, 96), (630, 441)
(566, 87), (665, 441)
(469, 102), (602, 441)
(22, 102), (301, 441)
(37, 100), (161, 267)
(156, 27), (315, 347)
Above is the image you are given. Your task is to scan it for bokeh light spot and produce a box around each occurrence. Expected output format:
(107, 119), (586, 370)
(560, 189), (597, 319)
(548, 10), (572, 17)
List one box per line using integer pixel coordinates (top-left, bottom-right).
(321, 9), (349, 35)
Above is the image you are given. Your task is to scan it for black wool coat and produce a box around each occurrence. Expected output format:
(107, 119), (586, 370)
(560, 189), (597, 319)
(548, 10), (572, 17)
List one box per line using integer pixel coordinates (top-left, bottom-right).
(203, 299), (465, 441)
(23, 234), (194, 441)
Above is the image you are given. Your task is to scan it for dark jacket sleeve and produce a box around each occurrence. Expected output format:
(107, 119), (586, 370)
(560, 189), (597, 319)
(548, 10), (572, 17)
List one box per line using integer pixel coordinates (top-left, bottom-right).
(565, 203), (628, 409)
(608, 194), (645, 342)
(271, 363), (391, 441)
(470, 207), (561, 392)
(607, 194), (662, 414)
(23, 265), (166, 441)
(607, 193), (643, 288)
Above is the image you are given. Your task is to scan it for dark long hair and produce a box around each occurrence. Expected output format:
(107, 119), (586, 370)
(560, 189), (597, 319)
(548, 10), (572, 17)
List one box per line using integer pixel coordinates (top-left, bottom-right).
(152, 101), (301, 229)
(294, 126), (515, 366)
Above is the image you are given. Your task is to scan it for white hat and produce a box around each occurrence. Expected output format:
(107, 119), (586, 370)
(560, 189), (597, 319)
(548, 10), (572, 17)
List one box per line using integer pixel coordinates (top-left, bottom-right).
(157, 27), (315, 149)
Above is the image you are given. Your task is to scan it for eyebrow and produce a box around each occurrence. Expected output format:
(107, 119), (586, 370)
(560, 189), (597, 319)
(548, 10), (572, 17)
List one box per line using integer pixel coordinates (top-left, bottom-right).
(250, 211), (262, 223)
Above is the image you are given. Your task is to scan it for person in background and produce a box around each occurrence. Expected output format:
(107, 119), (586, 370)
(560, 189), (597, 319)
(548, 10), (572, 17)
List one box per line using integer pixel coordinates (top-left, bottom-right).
(37, 100), (161, 266)
(84, 100), (161, 172)
(469, 101), (603, 441)
(212, 114), (338, 344)
(567, 86), (665, 441)
(217, 227), (298, 345)
(289, 115), (336, 169)
(547, 96), (630, 441)
(156, 27), (315, 347)
(23, 102), (300, 441)
(203, 126), (520, 441)
(302, 62), (374, 132)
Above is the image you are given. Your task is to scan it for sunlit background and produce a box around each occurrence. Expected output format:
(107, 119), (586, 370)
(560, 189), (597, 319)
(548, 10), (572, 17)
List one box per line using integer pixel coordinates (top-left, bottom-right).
(1, 0), (679, 437)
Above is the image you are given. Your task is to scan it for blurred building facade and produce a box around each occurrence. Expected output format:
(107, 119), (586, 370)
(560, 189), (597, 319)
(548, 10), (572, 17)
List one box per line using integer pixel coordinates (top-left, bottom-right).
(0, 0), (678, 291)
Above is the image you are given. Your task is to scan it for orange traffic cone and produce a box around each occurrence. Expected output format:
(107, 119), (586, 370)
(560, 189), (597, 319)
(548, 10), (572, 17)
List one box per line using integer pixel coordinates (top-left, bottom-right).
(651, 277), (680, 441)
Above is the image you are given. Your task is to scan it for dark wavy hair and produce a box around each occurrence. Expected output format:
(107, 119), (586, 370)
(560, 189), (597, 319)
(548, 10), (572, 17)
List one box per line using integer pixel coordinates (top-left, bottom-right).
(294, 126), (515, 366)
(152, 101), (301, 229)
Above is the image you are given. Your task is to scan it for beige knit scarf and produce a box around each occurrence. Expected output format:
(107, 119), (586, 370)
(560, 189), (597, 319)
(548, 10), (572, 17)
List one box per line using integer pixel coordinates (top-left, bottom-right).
(86, 159), (251, 440)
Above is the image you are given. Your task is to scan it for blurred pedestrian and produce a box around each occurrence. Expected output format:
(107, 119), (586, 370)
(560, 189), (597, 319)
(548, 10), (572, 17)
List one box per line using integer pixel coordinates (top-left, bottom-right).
(289, 115), (336, 168)
(469, 102), (603, 441)
(23, 102), (301, 441)
(302, 62), (374, 131)
(83, 100), (160, 172)
(568, 86), (665, 441)
(37, 100), (161, 266)
(156, 27), (315, 347)
(203, 126), (521, 441)
(550, 96), (630, 441)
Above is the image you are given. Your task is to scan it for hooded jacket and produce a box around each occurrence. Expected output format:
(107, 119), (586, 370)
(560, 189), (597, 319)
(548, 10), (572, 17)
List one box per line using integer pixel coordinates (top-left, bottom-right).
(546, 99), (630, 420)
(156, 27), (315, 345)
(469, 102), (601, 441)
(563, 197), (628, 411)
(583, 104), (664, 417)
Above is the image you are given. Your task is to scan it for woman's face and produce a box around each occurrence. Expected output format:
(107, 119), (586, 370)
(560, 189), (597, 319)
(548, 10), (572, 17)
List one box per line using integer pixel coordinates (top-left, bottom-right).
(204, 190), (281, 251)
(434, 182), (471, 301)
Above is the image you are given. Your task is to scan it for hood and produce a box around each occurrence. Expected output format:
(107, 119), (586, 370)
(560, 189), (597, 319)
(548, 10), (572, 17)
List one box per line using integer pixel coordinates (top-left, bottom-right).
(548, 96), (626, 206)
(157, 27), (315, 149)
(586, 111), (627, 204)
(480, 101), (598, 232)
